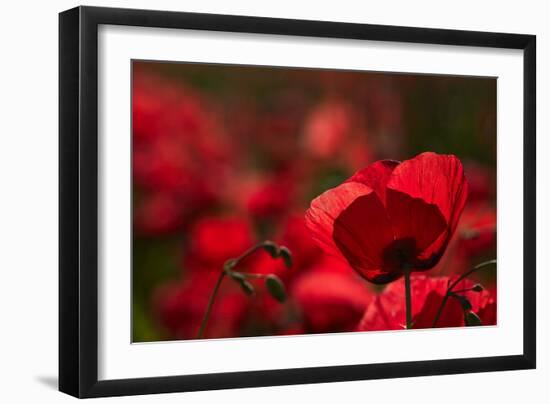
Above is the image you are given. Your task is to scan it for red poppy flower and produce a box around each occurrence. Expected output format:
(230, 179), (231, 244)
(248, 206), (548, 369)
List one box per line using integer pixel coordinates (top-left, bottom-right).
(278, 215), (323, 270)
(154, 272), (248, 339)
(303, 101), (352, 159)
(305, 152), (468, 284)
(357, 275), (496, 331)
(430, 202), (496, 277)
(186, 217), (254, 270)
(134, 192), (184, 235)
(456, 202), (496, 258)
(246, 174), (295, 219)
(292, 270), (374, 333)
(132, 66), (233, 235)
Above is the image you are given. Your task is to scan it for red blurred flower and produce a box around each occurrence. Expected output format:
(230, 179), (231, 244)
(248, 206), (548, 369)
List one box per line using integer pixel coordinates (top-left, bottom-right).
(278, 215), (322, 270)
(186, 217), (254, 270)
(303, 101), (352, 159)
(134, 192), (184, 235)
(132, 67), (232, 235)
(357, 275), (496, 331)
(456, 202), (496, 258)
(292, 271), (374, 333)
(133, 69), (229, 194)
(305, 152), (468, 284)
(302, 100), (373, 172)
(154, 273), (248, 339)
(240, 289), (290, 334)
(246, 174), (294, 219)
(243, 215), (322, 284)
(431, 202), (496, 277)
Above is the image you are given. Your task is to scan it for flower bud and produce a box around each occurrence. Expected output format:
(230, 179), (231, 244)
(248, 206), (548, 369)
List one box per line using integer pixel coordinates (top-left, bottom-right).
(279, 246), (293, 268)
(472, 283), (484, 292)
(464, 311), (482, 326)
(265, 274), (287, 303)
(262, 241), (280, 258)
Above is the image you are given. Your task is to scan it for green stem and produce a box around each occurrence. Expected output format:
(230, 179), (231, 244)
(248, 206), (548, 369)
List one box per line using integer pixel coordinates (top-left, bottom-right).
(196, 270), (226, 339)
(233, 241), (273, 265)
(195, 241), (274, 339)
(452, 287), (475, 294)
(404, 268), (413, 329)
(240, 273), (268, 279)
(432, 259), (496, 328)
(431, 293), (450, 329)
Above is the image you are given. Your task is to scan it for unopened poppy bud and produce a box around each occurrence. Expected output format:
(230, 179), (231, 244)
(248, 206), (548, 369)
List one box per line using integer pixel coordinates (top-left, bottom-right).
(452, 294), (472, 311)
(262, 241), (280, 258)
(279, 246), (293, 268)
(472, 284), (484, 292)
(464, 311), (482, 326)
(265, 274), (287, 303)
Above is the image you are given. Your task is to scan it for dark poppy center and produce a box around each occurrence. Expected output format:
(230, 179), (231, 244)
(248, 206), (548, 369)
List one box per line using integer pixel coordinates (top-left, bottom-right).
(382, 238), (417, 271)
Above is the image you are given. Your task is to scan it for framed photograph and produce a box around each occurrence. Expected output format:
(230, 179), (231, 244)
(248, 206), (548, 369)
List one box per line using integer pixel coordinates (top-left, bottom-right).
(59, 6), (536, 398)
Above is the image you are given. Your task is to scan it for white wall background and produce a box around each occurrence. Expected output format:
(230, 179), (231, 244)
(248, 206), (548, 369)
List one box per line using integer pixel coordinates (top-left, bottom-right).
(0, 0), (546, 402)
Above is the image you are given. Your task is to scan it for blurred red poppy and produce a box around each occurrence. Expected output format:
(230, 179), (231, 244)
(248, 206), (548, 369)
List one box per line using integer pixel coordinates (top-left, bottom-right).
(357, 275), (496, 331)
(456, 202), (496, 258)
(186, 216), (254, 270)
(292, 270), (374, 333)
(132, 67), (233, 235)
(305, 152), (468, 284)
(303, 101), (352, 159)
(430, 201), (496, 277)
(246, 174), (295, 219)
(134, 192), (184, 236)
(240, 215), (322, 282)
(154, 272), (248, 339)
(278, 215), (322, 271)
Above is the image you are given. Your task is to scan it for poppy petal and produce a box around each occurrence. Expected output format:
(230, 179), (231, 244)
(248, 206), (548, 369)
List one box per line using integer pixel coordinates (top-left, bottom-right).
(305, 181), (374, 258)
(332, 191), (397, 283)
(357, 276), (467, 331)
(386, 189), (447, 267)
(347, 160), (400, 204)
(387, 152), (468, 231)
(386, 152), (468, 267)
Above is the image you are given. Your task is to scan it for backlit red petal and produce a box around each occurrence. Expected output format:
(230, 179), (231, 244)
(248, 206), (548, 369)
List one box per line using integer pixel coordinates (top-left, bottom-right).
(332, 192), (396, 282)
(387, 152), (468, 231)
(305, 181), (374, 257)
(386, 152), (468, 267)
(385, 189), (447, 267)
(347, 160), (400, 204)
(357, 275), (496, 331)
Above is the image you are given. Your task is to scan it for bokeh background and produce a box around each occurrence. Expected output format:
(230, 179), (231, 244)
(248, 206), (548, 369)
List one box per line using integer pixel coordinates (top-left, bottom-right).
(132, 60), (497, 342)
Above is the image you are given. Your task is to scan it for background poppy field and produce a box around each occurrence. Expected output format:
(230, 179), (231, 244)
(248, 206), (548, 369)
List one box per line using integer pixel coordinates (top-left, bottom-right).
(132, 60), (497, 342)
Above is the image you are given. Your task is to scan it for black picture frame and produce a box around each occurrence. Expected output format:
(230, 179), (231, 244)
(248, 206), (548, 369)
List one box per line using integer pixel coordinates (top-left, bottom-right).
(59, 5), (536, 398)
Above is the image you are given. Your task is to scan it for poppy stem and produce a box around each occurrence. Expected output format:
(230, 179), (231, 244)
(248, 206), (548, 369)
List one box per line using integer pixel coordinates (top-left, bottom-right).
(431, 259), (496, 328)
(196, 270), (226, 339)
(404, 267), (413, 329)
(240, 273), (269, 279)
(195, 240), (282, 339)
